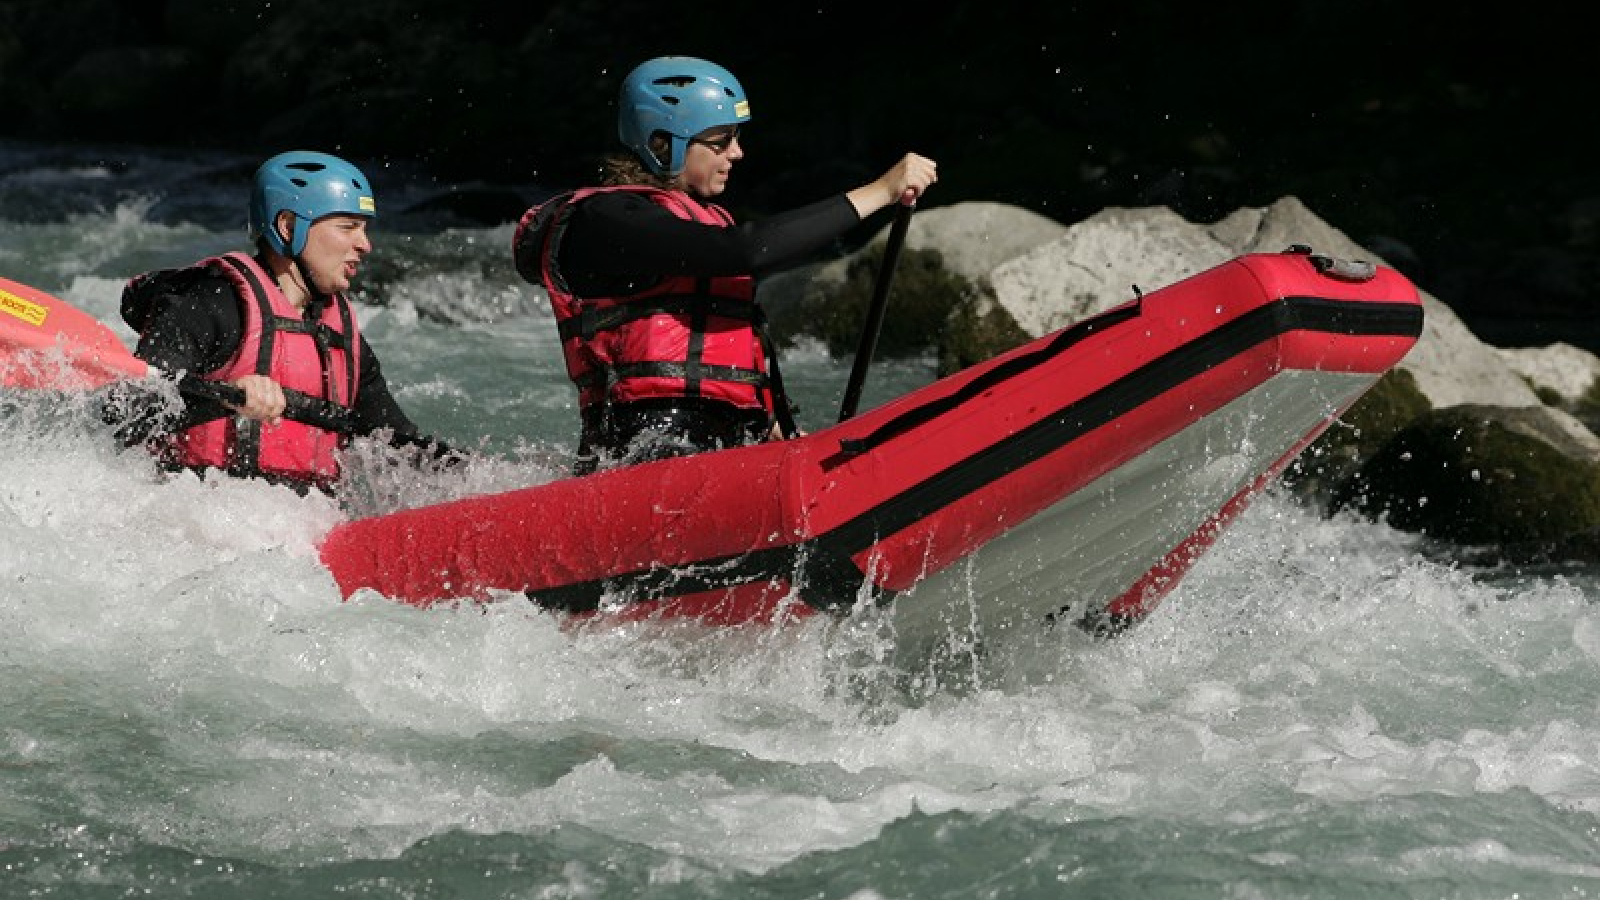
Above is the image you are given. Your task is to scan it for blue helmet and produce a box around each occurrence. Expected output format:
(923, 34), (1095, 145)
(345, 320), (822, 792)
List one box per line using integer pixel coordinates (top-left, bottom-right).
(617, 56), (751, 177)
(249, 151), (377, 257)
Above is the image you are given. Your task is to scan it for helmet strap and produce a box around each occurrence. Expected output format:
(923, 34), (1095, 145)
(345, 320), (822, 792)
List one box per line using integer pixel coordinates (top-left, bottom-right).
(274, 213), (331, 309)
(273, 211), (301, 256)
(290, 257), (332, 311)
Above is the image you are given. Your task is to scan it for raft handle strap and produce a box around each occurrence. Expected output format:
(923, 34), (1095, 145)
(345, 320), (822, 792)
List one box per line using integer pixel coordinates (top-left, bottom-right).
(834, 301), (1142, 458)
(1284, 244), (1377, 283)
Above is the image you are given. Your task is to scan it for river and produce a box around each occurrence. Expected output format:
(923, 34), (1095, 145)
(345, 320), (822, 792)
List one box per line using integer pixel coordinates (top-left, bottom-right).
(4, 140), (1599, 899)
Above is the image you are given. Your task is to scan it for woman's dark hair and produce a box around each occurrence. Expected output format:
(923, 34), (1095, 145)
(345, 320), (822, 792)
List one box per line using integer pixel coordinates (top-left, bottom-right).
(601, 134), (677, 188)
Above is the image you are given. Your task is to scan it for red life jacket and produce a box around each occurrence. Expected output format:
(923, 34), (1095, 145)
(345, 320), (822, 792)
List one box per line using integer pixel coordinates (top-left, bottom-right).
(157, 252), (361, 485)
(513, 186), (774, 415)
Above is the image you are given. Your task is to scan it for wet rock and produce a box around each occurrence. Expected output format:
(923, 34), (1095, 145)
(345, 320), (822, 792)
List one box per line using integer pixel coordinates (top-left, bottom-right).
(761, 202), (1057, 372)
(757, 201), (1065, 325)
(1282, 367), (1434, 506)
(1335, 404), (1600, 549)
(880, 197), (1600, 560)
(1497, 343), (1600, 408)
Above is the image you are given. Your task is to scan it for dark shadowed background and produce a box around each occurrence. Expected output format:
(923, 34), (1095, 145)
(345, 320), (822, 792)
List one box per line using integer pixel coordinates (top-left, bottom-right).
(1, 0), (1592, 349)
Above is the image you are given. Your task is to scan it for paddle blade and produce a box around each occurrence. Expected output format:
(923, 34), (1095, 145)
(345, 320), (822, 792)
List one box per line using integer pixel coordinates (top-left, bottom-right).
(0, 276), (146, 389)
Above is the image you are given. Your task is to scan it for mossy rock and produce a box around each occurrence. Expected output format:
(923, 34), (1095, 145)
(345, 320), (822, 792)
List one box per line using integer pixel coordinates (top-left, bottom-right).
(1280, 367), (1432, 505)
(1529, 381), (1566, 408)
(1333, 405), (1600, 546)
(775, 245), (976, 361)
(1575, 377), (1600, 435)
(937, 290), (1032, 378)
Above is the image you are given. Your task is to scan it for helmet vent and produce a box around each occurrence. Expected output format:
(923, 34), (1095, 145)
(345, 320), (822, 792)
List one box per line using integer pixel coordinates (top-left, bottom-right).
(250, 151), (375, 253)
(621, 58), (747, 176)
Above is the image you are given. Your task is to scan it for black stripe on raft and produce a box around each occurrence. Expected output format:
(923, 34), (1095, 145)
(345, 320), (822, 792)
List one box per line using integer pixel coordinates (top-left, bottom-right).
(530, 295), (1423, 615)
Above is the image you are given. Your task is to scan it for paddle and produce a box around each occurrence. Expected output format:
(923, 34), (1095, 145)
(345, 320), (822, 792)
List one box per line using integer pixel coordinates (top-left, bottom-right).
(0, 274), (147, 389)
(181, 377), (463, 461)
(837, 191), (917, 423)
(1, 274), (455, 457)
(0, 275), (352, 428)
(176, 377), (362, 435)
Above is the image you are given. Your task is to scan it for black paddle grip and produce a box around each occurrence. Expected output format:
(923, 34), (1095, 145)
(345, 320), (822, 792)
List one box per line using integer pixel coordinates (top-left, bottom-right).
(178, 377), (357, 435)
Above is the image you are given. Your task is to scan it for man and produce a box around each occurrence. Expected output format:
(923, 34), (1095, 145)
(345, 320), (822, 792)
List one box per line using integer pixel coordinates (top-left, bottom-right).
(110, 150), (450, 492)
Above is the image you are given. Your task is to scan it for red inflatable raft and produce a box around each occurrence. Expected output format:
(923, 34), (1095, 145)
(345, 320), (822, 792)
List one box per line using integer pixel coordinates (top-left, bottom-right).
(319, 247), (1423, 641)
(0, 276), (148, 389)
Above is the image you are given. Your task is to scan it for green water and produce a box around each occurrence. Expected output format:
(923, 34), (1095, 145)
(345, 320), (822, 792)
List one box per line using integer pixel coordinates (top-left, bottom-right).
(4, 146), (1600, 899)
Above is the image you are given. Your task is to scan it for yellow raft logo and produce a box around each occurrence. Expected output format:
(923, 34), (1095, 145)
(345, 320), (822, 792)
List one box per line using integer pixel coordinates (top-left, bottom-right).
(0, 287), (47, 327)
(359, 196), (376, 213)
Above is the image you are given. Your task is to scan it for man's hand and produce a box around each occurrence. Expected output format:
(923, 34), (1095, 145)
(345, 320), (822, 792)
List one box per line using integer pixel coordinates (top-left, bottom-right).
(227, 374), (287, 424)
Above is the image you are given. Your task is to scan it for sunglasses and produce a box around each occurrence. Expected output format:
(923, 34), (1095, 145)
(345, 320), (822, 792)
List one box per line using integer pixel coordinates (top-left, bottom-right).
(690, 127), (742, 154)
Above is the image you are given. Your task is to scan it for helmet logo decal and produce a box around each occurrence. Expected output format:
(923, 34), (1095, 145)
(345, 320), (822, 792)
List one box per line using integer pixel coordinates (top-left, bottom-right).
(358, 196), (376, 213)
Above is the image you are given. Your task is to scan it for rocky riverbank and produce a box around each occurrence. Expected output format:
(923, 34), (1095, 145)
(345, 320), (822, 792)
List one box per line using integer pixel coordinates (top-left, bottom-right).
(4, 1), (1593, 358)
(761, 197), (1600, 563)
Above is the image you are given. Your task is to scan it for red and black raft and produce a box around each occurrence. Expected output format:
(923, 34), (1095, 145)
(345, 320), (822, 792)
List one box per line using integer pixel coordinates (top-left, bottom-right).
(318, 247), (1424, 641)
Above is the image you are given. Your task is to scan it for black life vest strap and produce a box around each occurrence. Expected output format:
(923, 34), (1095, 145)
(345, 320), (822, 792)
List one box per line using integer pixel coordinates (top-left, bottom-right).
(297, 294), (358, 408)
(214, 255), (277, 380)
(213, 255), (275, 475)
(303, 296), (337, 406)
(684, 278), (711, 398)
(752, 305), (799, 439)
(272, 314), (352, 352)
(334, 297), (357, 406)
(557, 294), (759, 343)
(574, 360), (770, 391)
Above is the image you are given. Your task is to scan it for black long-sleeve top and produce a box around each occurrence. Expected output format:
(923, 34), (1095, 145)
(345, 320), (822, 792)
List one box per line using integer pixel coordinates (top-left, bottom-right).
(553, 191), (863, 297)
(113, 261), (418, 445)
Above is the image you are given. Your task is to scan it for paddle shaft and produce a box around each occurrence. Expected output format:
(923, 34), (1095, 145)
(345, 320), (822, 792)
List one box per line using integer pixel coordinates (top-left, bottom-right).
(837, 194), (916, 423)
(179, 378), (359, 435)
(185, 378), (471, 462)
(3, 274), (460, 461)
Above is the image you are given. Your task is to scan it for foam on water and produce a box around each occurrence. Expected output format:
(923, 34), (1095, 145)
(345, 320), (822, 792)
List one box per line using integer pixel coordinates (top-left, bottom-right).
(9, 381), (1596, 875)
(5, 141), (1600, 896)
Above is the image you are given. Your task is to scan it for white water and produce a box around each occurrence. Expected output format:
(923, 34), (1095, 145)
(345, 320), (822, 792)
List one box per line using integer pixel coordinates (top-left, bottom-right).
(4, 141), (1600, 898)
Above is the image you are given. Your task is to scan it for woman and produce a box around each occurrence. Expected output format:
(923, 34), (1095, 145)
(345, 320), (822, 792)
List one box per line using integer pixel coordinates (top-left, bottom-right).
(111, 150), (450, 492)
(514, 55), (936, 473)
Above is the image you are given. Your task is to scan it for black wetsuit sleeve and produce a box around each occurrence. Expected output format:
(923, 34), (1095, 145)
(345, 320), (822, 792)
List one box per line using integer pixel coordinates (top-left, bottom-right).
(106, 268), (244, 445)
(133, 268), (246, 377)
(556, 191), (863, 297)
